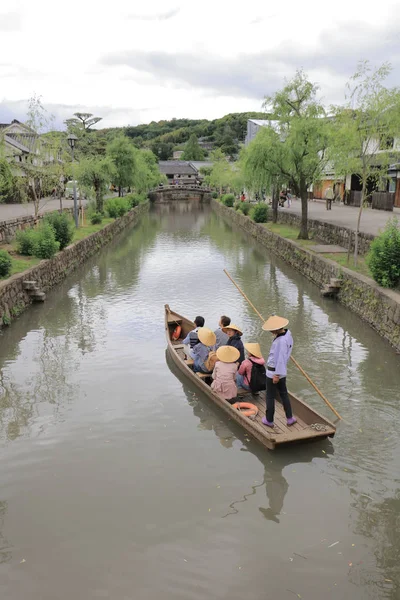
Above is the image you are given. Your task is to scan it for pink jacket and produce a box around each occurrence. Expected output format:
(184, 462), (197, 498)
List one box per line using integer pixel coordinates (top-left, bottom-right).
(238, 356), (265, 386)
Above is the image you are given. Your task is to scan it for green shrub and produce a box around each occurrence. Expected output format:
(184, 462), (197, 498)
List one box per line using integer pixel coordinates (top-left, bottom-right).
(44, 212), (74, 250)
(16, 228), (38, 256)
(124, 192), (147, 208)
(251, 203), (269, 223)
(33, 223), (60, 259)
(0, 249), (12, 277)
(221, 193), (235, 207)
(91, 212), (103, 225)
(105, 197), (130, 219)
(238, 202), (251, 216)
(367, 217), (400, 288)
(211, 191), (219, 199)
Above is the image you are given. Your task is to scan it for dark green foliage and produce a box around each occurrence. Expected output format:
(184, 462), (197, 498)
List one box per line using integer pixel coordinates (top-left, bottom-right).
(367, 218), (400, 288)
(0, 249), (12, 277)
(251, 203), (269, 223)
(0, 158), (14, 203)
(182, 134), (205, 161)
(16, 223), (59, 259)
(211, 191), (219, 199)
(124, 192), (147, 208)
(90, 212), (103, 225)
(33, 223), (60, 259)
(221, 193), (235, 207)
(44, 212), (74, 250)
(16, 228), (38, 255)
(105, 197), (130, 219)
(238, 202), (251, 216)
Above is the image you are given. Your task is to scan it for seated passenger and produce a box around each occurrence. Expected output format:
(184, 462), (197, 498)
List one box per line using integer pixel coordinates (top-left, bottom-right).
(236, 343), (266, 392)
(182, 316), (205, 358)
(211, 346), (240, 403)
(192, 328), (217, 374)
(222, 324), (245, 364)
(214, 315), (231, 349)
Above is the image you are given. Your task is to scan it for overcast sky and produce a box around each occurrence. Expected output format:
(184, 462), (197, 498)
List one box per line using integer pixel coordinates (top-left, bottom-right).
(0, 0), (399, 129)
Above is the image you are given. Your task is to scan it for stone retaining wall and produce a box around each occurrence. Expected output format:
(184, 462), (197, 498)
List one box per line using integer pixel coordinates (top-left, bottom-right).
(212, 200), (400, 351)
(0, 202), (149, 328)
(0, 208), (74, 243)
(277, 210), (374, 255)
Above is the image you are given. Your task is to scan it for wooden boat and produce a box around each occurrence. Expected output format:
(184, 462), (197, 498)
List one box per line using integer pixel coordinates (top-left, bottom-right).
(165, 305), (336, 451)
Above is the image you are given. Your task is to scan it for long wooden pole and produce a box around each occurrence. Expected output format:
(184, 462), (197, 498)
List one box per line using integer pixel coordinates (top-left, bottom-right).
(223, 269), (343, 421)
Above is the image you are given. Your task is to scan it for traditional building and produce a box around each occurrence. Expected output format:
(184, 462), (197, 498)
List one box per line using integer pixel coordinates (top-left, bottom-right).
(158, 161), (199, 185)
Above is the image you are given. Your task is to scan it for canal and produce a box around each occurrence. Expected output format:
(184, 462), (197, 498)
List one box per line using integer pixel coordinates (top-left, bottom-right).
(0, 203), (399, 600)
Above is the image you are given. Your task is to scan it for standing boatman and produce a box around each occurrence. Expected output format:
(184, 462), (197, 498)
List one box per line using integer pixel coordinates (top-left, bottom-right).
(261, 315), (297, 428)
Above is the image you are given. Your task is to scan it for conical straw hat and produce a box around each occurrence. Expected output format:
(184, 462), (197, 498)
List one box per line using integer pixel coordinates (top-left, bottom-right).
(244, 342), (263, 359)
(197, 327), (216, 347)
(222, 323), (243, 336)
(216, 345), (240, 363)
(262, 315), (289, 332)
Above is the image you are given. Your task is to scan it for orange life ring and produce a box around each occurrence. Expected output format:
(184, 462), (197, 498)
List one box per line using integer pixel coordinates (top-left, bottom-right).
(232, 402), (258, 419)
(172, 325), (182, 341)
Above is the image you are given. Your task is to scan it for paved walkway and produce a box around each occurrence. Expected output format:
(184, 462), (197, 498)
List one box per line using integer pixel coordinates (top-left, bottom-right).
(0, 199), (82, 221)
(281, 199), (400, 236)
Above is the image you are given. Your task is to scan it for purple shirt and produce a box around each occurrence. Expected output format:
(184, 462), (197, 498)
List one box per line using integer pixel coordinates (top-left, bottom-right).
(266, 329), (293, 378)
(192, 342), (211, 371)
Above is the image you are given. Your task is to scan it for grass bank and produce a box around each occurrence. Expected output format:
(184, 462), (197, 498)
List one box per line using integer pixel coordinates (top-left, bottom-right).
(264, 221), (372, 278)
(0, 216), (115, 280)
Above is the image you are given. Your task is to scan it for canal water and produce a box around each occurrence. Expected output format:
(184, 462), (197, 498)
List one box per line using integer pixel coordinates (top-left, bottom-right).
(0, 203), (399, 600)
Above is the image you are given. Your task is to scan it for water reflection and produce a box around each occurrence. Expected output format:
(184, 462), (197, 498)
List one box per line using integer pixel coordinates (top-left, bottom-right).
(166, 350), (333, 524)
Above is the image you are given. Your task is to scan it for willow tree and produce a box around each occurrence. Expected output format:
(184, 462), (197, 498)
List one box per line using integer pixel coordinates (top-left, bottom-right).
(329, 61), (400, 263)
(106, 135), (137, 196)
(263, 71), (331, 239)
(241, 127), (287, 222)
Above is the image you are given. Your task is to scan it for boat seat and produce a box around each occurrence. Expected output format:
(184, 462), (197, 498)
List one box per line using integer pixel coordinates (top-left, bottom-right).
(167, 315), (182, 324)
(196, 372), (212, 379)
(173, 344), (185, 350)
(185, 358), (194, 366)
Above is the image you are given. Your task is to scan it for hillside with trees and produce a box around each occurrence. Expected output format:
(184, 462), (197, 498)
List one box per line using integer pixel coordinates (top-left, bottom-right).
(98, 112), (267, 159)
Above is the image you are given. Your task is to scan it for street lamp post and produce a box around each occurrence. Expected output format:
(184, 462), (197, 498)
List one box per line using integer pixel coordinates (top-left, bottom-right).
(67, 134), (78, 228)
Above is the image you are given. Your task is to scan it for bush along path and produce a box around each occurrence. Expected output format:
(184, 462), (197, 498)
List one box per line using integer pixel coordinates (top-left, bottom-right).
(0, 200), (149, 328)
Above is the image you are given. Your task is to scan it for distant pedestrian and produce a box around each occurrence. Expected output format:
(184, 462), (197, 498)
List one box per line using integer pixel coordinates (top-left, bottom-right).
(325, 187), (334, 210)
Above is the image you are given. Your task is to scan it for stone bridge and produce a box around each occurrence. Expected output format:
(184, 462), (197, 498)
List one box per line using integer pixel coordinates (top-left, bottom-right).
(149, 185), (212, 203)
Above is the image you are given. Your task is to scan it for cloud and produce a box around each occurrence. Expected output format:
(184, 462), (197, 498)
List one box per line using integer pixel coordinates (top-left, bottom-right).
(0, 12), (21, 31)
(100, 17), (400, 101)
(127, 8), (180, 21)
(0, 99), (162, 129)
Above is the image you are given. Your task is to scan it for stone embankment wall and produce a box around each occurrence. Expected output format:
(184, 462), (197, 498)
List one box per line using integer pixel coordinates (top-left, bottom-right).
(212, 200), (400, 351)
(0, 202), (149, 328)
(0, 208), (74, 244)
(277, 210), (374, 255)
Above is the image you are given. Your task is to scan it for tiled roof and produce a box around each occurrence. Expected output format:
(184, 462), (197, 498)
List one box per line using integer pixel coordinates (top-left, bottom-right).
(158, 161), (198, 175)
(4, 134), (30, 153)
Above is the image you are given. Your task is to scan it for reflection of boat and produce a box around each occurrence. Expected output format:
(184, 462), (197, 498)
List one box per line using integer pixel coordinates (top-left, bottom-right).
(166, 349), (334, 521)
(165, 305), (336, 450)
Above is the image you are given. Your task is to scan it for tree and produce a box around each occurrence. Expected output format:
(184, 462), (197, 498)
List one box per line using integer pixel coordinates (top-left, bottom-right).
(134, 149), (165, 192)
(106, 136), (137, 196)
(241, 131), (285, 222)
(182, 134), (205, 161)
(77, 157), (115, 212)
(329, 61), (400, 263)
(150, 141), (174, 160)
(20, 95), (61, 218)
(65, 112), (102, 132)
(262, 70), (331, 239)
(0, 158), (14, 203)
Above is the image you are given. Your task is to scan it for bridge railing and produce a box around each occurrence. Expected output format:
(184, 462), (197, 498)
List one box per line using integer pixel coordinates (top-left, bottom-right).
(150, 184), (211, 193)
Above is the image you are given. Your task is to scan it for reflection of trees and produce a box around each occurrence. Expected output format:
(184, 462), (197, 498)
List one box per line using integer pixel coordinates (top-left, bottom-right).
(0, 501), (11, 564)
(0, 211), (161, 442)
(352, 491), (400, 599)
(166, 349), (333, 522)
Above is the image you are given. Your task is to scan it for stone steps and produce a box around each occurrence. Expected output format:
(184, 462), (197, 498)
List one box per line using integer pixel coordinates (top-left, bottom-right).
(23, 280), (46, 302)
(321, 277), (341, 298)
